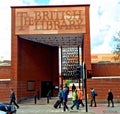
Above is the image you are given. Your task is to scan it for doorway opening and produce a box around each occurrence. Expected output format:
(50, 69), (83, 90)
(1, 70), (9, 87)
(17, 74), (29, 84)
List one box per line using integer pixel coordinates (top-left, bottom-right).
(41, 81), (53, 97)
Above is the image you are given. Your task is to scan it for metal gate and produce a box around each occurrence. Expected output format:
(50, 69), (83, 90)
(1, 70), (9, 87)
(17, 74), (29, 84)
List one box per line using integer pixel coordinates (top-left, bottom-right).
(61, 47), (81, 80)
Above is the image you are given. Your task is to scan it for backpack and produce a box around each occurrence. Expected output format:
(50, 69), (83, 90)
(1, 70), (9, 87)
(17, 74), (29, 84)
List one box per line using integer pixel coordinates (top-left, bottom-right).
(94, 91), (98, 96)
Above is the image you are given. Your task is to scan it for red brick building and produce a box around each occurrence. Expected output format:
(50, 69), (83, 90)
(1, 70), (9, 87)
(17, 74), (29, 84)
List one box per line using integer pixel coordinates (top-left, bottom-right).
(5, 5), (91, 102)
(0, 5), (120, 103)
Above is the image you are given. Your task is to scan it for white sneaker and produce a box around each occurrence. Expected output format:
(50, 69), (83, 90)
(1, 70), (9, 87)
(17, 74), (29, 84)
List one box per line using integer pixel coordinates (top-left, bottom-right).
(66, 109), (69, 112)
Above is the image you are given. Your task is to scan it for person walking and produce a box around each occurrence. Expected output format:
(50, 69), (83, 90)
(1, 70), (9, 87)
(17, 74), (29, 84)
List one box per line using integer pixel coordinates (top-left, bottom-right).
(65, 83), (69, 95)
(70, 89), (78, 110)
(77, 88), (84, 109)
(58, 87), (63, 108)
(72, 83), (76, 92)
(10, 89), (19, 109)
(90, 88), (97, 107)
(107, 89), (114, 107)
(62, 86), (69, 112)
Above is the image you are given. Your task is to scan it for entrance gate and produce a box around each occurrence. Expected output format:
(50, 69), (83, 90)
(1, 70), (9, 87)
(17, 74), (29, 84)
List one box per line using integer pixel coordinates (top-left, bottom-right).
(11, 5), (91, 105)
(60, 47), (83, 89)
(61, 47), (81, 79)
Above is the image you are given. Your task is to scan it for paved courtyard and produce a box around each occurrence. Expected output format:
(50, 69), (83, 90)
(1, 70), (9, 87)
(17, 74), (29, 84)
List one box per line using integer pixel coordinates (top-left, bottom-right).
(16, 103), (120, 114)
(17, 104), (93, 114)
(13, 97), (120, 114)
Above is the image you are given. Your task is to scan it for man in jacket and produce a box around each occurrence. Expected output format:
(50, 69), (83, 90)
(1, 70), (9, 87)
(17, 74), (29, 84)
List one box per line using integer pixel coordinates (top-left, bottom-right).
(70, 89), (78, 110)
(62, 86), (69, 112)
(10, 89), (19, 109)
(77, 88), (84, 109)
(58, 87), (63, 108)
(90, 88), (97, 107)
(107, 89), (114, 107)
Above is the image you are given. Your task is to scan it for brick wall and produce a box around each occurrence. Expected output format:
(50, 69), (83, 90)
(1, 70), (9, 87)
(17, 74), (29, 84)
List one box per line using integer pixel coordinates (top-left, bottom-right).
(0, 66), (12, 101)
(0, 66), (11, 78)
(87, 63), (120, 102)
(17, 38), (59, 100)
(92, 63), (120, 77)
(87, 78), (120, 102)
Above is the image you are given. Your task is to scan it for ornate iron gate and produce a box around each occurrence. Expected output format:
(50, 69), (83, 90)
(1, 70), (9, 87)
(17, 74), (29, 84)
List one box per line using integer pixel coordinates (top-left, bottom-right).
(61, 47), (80, 79)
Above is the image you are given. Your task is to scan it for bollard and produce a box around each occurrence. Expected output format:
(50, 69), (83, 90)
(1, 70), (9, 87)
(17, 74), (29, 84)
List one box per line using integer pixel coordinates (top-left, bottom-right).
(34, 95), (37, 104)
(37, 91), (40, 100)
(47, 96), (49, 104)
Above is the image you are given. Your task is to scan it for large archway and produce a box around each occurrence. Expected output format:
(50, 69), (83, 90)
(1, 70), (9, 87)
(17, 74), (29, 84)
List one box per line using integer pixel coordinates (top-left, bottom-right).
(11, 5), (91, 101)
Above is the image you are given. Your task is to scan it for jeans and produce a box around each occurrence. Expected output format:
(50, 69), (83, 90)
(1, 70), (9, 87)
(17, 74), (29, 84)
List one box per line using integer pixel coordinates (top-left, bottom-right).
(71, 100), (78, 109)
(90, 96), (96, 107)
(108, 99), (114, 107)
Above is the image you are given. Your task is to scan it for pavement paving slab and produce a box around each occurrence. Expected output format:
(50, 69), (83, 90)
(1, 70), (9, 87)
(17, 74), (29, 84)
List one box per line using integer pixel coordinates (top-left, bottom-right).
(17, 98), (120, 114)
(17, 104), (94, 114)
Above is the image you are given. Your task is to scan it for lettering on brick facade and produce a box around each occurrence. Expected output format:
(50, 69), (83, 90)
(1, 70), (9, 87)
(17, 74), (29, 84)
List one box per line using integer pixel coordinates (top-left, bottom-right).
(15, 8), (86, 34)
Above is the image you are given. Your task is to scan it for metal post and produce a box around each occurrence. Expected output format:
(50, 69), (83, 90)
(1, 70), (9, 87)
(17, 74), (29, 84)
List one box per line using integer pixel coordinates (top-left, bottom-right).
(37, 91), (40, 100)
(84, 64), (88, 112)
(34, 95), (37, 104)
(78, 46), (80, 89)
(47, 96), (49, 104)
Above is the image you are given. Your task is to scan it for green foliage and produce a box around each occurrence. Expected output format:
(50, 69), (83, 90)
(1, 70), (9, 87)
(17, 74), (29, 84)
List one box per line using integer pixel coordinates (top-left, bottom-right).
(65, 80), (72, 85)
(112, 31), (120, 62)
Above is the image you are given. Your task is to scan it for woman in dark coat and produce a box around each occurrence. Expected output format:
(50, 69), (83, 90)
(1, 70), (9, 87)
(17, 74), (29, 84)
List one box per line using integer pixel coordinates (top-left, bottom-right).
(107, 89), (114, 107)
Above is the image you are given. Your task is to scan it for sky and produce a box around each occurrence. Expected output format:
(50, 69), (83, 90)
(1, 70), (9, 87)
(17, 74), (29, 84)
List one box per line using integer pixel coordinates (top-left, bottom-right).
(0, 0), (120, 60)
